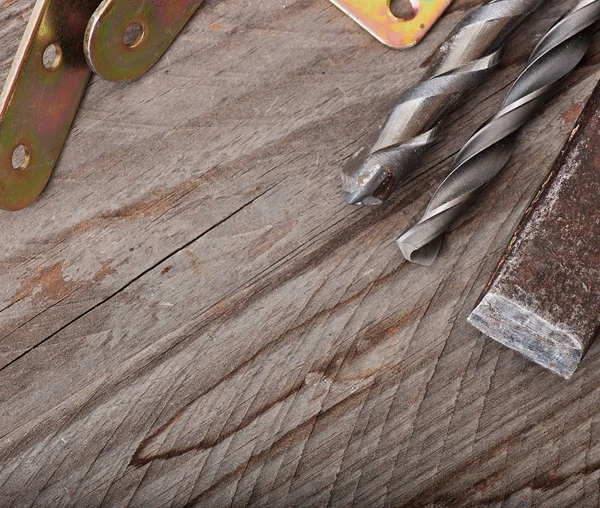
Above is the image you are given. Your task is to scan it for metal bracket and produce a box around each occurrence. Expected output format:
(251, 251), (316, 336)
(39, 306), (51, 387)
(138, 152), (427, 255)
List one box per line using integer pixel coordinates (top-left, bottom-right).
(330, 0), (453, 48)
(0, 0), (102, 211)
(84, 0), (206, 82)
(0, 0), (205, 210)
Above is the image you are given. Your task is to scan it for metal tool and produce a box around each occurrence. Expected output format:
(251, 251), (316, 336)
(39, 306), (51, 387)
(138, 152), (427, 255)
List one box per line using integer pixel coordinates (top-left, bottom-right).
(0, 0), (205, 211)
(342, 0), (544, 206)
(330, 0), (453, 49)
(469, 79), (600, 379)
(397, 0), (600, 265)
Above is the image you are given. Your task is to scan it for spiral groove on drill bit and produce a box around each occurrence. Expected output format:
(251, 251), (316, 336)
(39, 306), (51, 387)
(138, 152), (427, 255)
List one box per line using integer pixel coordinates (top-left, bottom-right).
(397, 0), (600, 266)
(342, 0), (544, 206)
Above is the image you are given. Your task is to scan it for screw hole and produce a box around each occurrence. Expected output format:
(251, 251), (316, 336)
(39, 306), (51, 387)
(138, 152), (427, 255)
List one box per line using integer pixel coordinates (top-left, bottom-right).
(12, 145), (31, 171)
(389, 0), (417, 19)
(42, 43), (62, 70)
(123, 22), (145, 48)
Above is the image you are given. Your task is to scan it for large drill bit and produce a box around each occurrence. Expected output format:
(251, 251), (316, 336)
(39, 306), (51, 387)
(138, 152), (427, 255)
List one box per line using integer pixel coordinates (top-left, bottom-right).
(342, 0), (544, 206)
(397, 0), (600, 266)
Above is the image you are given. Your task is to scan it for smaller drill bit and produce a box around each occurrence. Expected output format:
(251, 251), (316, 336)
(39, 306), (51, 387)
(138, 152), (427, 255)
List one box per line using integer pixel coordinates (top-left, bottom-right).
(342, 0), (544, 206)
(397, 0), (600, 266)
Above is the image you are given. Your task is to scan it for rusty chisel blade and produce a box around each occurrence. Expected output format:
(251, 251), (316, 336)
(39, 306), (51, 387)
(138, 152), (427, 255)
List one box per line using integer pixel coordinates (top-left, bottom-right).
(468, 80), (600, 379)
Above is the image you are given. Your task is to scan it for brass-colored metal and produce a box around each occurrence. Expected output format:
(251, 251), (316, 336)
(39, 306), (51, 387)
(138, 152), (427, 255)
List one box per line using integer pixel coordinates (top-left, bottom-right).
(84, 0), (206, 82)
(331, 0), (453, 48)
(0, 0), (102, 211)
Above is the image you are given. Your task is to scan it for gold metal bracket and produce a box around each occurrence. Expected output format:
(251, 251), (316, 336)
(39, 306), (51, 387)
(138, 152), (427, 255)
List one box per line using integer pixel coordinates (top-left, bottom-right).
(84, 0), (206, 82)
(0, 0), (102, 211)
(0, 0), (205, 210)
(330, 0), (453, 48)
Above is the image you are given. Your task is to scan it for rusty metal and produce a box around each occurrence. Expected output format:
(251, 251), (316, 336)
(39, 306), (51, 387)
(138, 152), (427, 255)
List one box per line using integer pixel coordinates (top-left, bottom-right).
(84, 0), (207, 81)
(330, 0), (453, 48)
(0, 0), (102, 211)
(469, 80), (600, 379)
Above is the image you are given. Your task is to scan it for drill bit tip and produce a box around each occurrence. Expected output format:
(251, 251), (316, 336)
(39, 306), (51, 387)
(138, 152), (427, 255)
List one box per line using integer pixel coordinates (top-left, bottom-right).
(342, 128), (439, 206)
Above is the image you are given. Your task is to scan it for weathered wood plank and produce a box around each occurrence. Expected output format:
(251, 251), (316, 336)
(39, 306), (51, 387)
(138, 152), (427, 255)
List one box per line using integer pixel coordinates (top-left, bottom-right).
(1, 0), (600, 506)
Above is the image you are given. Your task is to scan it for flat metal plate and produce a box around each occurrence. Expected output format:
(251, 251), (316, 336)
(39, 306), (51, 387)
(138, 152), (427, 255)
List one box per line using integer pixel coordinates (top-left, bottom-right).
(0, 0), (102, 211)
(84, 0), (206, 82)
(331, 0), (453, 48)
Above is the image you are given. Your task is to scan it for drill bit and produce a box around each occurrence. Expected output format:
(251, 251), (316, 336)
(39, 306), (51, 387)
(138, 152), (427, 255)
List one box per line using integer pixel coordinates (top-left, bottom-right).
(397, 0), (600, 266)
(342, 0), (544, 206)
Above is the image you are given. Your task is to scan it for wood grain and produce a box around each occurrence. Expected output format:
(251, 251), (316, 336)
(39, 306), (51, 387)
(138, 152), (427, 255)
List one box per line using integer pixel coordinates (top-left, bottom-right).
(1, 0), (600, 506)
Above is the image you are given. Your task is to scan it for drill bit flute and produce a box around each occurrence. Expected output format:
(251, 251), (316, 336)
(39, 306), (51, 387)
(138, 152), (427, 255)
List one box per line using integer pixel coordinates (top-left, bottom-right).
(397, 0), (600, 266)
(342, 0), (544, 206)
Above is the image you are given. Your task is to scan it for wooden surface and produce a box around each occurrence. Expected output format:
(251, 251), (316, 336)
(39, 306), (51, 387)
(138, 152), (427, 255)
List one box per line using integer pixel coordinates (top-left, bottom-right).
(1, 1), (600, 506)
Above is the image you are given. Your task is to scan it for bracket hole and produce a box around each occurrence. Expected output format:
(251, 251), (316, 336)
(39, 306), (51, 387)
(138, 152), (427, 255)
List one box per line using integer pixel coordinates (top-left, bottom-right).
(389, 0), (417, 19)
(43, 43), (62, 70)
(12, 144), (31, 171)
(123, 22), (145, 48)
